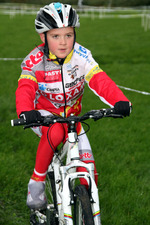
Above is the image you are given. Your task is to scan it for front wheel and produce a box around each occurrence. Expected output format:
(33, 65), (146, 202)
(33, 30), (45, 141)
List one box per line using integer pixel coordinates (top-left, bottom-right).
(46, 171), (59, 225)
(74, 185), (94, 225)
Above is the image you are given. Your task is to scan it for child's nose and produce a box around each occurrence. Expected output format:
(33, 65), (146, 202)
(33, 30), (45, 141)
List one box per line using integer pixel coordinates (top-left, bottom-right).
(60, 37), (66, 45)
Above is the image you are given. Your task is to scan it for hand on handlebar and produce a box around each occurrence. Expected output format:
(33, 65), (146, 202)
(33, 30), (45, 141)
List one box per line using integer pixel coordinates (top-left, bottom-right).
(114, 101), (132, 117)
(19, 110), (43, 124)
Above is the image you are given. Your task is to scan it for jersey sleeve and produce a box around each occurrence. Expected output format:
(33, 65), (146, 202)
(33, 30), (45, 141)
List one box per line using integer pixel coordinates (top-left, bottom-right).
(84, 52), (129, 106)
(15, 60), (38, 117)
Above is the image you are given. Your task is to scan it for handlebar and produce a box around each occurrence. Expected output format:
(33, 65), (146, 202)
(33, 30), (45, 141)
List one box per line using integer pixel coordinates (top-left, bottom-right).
(11, 108), (123, 128)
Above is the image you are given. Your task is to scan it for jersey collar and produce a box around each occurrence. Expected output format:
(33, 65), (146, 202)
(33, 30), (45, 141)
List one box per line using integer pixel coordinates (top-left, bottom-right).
(48, 49), (73, 64)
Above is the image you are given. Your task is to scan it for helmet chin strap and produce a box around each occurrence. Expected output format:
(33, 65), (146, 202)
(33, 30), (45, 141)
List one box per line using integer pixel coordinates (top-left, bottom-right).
(73, 28), (76, 48)
(44, 32), (49, 59)
(43, 28), (76, 64)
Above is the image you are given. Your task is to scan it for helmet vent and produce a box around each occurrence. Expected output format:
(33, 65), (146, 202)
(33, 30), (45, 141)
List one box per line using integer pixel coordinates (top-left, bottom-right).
(58, 11), (64, 24)
(68, 8), (76, 27)
(43, 10), (58, 28)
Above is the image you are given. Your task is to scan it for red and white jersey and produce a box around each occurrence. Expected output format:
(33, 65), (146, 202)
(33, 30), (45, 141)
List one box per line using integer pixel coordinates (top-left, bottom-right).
(16, 42), (129, 117)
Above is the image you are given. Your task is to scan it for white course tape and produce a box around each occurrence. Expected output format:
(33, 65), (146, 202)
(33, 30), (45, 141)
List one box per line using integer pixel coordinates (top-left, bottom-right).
(0, 58), (23, 60)
(0, 57), (149, 96)
(117, 85), (150, 95)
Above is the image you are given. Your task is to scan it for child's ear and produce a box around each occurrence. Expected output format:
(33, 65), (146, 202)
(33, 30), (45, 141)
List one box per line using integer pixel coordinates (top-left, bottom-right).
(39, 33), (45, 43)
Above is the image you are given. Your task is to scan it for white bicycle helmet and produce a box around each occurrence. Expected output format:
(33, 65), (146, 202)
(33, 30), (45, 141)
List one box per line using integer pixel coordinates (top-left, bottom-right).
(35, 2), (80, 33)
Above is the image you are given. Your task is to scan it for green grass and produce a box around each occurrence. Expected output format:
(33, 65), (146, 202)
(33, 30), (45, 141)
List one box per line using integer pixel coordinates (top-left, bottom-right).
(0, 13), (150, 225)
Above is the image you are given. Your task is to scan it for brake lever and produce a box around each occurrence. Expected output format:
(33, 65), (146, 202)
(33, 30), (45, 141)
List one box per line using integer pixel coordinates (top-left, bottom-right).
(104, 114), (124, 118)
(81, 110), (104, 121)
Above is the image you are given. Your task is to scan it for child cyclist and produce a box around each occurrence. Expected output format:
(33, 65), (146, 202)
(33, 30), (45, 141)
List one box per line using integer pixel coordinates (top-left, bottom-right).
(16, 2), (132, 210)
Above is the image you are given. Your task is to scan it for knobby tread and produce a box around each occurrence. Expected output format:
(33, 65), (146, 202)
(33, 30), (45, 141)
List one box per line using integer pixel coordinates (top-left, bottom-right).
(74, 185), (94, 225)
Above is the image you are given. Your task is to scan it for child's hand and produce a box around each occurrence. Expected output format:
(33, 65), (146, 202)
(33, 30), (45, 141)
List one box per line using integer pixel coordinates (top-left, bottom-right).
(19, 110), (42, 124)
(114, 101), (132, 117)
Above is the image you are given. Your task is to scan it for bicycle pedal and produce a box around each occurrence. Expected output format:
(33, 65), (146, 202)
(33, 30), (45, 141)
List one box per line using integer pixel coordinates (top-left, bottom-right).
(30, 209), (46, 225)
(46, 206), (59, 225)
(47, 203), (54, 209)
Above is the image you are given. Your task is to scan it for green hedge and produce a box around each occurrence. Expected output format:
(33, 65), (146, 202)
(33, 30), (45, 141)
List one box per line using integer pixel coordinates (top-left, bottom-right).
(1, 0), (150, 6)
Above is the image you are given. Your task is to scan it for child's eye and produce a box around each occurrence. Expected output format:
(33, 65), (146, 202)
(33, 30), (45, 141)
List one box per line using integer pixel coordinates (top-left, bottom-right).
(52, 35), (59, 39)
(67, 34), (73, 38)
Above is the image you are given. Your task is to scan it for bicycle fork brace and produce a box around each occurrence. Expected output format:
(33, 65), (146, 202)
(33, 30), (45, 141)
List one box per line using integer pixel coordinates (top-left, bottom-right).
(52, 159), (101, 225)
(61, 170), (101, 225)
(53, 131), (101, 224)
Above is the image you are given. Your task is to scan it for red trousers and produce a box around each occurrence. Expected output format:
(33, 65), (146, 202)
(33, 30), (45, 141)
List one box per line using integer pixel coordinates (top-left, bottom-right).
(31, 123), (98, 185)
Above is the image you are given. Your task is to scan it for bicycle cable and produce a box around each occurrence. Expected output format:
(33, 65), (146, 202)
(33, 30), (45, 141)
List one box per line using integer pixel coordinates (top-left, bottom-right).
(78, 121), (90, 137)
(47, 121), (90, 165)
(47, 124), (64, 166)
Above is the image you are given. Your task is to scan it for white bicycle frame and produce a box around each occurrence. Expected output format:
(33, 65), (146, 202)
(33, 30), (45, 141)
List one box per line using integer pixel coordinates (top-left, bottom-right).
(48, 129), (101, 225)
(11, 107), (123, 225)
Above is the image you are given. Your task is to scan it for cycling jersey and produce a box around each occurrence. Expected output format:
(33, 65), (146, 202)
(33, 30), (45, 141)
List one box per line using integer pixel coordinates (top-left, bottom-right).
(16, 42), (129, 117)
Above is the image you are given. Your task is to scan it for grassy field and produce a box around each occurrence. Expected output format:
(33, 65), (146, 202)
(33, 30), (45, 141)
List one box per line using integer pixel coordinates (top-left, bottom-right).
(0, 11), (150, 225)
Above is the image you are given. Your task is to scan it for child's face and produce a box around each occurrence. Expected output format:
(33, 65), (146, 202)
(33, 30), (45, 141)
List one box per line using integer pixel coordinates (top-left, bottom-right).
(40, 27), (74, 59)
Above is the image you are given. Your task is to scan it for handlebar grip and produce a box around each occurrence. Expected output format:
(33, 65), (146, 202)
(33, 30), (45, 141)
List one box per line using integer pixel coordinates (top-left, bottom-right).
(11, 118), (26, 126)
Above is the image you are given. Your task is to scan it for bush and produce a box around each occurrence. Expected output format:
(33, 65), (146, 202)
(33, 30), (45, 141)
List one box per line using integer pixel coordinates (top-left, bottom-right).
(1, 0), (150, 6)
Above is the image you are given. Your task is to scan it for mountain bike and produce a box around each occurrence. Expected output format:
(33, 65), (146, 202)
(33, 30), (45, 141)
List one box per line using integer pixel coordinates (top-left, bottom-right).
(11, 108), (123, 225)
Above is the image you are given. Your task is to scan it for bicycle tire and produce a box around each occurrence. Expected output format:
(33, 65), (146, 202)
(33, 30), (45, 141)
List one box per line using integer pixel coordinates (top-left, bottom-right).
(46, 171), (58, 225)
(46, 171), (58, 210)
(74, 185), (94, 225)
